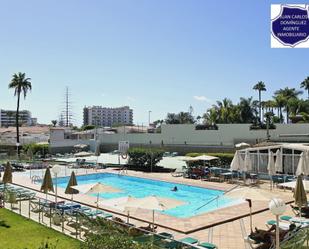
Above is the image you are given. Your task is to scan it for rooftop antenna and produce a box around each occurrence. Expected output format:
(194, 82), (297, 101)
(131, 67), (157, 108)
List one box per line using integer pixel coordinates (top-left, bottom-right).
(58, 86), (74, 127)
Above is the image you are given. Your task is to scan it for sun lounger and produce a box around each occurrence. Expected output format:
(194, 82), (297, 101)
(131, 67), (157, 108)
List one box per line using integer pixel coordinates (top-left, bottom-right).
(265, 220), (291, 230)
(179, 237), (198, 244)
(198, 242), (217, 249)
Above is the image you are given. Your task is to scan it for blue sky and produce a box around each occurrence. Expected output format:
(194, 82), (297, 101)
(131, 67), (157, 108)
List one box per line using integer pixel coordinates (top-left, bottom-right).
(0, 0), (309, 126)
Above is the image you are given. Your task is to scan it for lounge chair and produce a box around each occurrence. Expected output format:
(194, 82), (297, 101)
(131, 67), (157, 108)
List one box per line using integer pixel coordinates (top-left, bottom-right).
(265, 220), (291, 230)
(179, 237), (198, 244)
(198, 242), (217, 249)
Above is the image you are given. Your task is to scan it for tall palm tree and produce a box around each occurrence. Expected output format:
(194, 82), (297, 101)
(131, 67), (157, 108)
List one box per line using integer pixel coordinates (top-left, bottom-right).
(273, 94), (286, 123)
(253, 81), (266, 123)
(8, 73), (32, 152)
(300, 76), (309, 100)
(274, 87), (302, 123)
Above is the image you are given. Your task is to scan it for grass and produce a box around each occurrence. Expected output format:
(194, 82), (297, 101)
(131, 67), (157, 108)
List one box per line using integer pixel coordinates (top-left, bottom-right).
(0, 208), (80, 249)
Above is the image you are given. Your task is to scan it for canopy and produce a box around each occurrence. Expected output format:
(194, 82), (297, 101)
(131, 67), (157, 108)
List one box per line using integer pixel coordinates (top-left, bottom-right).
(294, 175), (308, 208)
(296, 152), (309, 176)
(243, 150), (252, 172)
(275, 149), (283, 172)
(230, 151), (243, 171)
(99, 196), (137, 211)
(40, 168), (54, 193)
(71, 182), (121, 194)
(119, 195), (184, 211)
(224, 187), (279, 201)
(3, 162), (12, 184)
(267, 151), (276, 176)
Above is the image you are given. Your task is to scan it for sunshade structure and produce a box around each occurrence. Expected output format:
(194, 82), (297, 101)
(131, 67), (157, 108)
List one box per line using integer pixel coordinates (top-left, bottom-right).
(65, 171), (79, 201)
(99, 196), (137, 223)
(225, 187), (279, 232)
(235, 142), (250, 148)
(41, 168), (54, 202)
(183, 155), (218, 162)
(118, 195), (184, 229)
(296, 152), (309, 176)
(294, 175), (308, 213)
(275, 149), (283, 172)
(71, 183), (121, 209)
(74, 151), (93, 157)
(230, 150), (244, 171)
(3, 162), (12, 184)
(243, 150), (252, 172)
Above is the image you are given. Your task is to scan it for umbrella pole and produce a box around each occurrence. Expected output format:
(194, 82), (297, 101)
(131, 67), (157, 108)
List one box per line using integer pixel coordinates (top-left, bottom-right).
(127, 211), (130, 224)
(152, 210), (155, 231)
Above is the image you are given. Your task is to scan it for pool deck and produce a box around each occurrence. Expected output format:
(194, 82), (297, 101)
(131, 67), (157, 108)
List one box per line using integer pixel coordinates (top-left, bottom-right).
(12, 167), (296, 249)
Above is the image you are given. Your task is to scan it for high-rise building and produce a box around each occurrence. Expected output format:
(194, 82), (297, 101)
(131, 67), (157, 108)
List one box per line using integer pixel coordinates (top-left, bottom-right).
(83, 106), (133, 127)
(0, 109), (34, 127)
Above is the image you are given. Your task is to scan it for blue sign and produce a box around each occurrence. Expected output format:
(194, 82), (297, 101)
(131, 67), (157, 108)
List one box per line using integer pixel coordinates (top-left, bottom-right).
(271, 5), (309, 47)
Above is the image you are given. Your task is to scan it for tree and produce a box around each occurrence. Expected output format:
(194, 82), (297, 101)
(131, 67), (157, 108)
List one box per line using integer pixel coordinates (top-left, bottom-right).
(274, 87), (302, 123)
(273, 94), (286, 123)
(165, 112), (195, 124)
(238, 97), (255, 123)
(51, 120), (57, 127)
(253, 81), (266, 123)
(300, 76), (309, 100)
(8, 72), (32, 153)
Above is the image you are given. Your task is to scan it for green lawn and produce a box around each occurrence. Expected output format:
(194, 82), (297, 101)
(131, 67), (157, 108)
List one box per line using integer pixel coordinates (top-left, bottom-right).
(0, 208), (81, 249)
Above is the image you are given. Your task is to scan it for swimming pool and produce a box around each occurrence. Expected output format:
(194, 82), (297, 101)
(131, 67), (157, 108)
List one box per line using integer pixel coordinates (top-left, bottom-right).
(57, 173), (241, 218)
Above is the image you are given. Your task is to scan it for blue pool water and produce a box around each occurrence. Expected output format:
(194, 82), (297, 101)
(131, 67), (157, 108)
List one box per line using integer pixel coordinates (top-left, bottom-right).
(57, 173), (241, 218)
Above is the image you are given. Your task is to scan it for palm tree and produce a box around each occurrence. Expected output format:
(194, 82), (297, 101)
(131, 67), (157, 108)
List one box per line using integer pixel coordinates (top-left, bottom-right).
(253, 81), (266, 124)
(274, 87), (302, 123)
(273, 94), (286, 123)
(300, 76), (309, 100)
(51, 120), (57, 127)
(8, 73), (32, 152)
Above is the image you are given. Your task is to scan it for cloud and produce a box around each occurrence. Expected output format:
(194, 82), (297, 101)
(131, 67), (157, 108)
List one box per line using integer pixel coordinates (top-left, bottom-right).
(126, 96), (136, 101)
(193, 95), (212, 102)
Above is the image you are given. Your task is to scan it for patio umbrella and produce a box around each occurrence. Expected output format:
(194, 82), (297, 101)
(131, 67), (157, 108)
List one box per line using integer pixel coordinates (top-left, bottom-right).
(294, 175), (307, 217)
(296, 152), (309, 176)
(99, 196), (137, 223)
(267, 151), (276, 189)
(243, 150), (252, 172)
(71, 182), (121, 210)
(41, 168), (54, 193)
(230, 151), (244, 171)
(65, 171), (79, 201)
(225, 187), (279, 232)
(118, 195), (184, 229)
(274, 150), (283, 173)
(3, 162), (12, 184)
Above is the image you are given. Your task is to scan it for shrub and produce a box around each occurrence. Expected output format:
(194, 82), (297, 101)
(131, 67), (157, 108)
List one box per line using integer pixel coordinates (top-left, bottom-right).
(22, 143), (49, 157)
(81, 233), (150, 249)
(128, 147), (164, 169)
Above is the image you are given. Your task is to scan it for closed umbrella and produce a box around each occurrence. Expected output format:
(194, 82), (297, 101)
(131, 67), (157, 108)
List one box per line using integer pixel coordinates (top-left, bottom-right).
(41, 168), (54, 193)
(243, 150), (252, 172)
(267, 152), (276, 189)
(119, 195), (184, 229)
(230, 151), (244, 171)
(296, 152), (309, 176)
(294, 175), (307, 217)
(65, 171), (79, 202)
(3, 162), (12, 184)
(274, 150), (283, 173)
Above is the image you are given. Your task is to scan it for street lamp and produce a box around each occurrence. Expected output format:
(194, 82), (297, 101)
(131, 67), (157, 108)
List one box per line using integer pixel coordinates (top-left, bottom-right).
(269, 198), (286, 249)
(148, 111), (152, 126)
(52, 165), (61, 205)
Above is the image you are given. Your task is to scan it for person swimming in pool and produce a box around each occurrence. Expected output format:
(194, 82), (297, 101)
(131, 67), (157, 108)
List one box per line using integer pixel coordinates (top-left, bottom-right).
(171, 186), (178, 191)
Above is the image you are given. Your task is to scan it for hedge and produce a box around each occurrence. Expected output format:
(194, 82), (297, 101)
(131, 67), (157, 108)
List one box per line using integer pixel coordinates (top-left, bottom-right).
(127, 147), (164, 169)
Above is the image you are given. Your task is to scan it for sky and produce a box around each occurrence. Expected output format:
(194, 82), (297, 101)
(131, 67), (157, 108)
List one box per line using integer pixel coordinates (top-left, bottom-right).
(0, 0), (309, 126)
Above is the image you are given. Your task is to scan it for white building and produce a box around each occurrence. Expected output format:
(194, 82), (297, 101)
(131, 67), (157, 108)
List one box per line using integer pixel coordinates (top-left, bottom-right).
(83, 106), (133, 127)
(0, 109), (35, 127)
